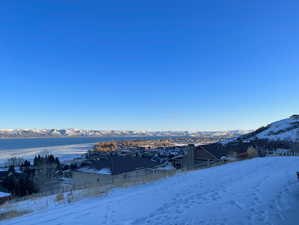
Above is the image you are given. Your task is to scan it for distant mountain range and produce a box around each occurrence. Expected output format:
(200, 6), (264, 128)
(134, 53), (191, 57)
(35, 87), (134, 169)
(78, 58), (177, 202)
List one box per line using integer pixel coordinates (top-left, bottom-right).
(0, 128), (251, 138)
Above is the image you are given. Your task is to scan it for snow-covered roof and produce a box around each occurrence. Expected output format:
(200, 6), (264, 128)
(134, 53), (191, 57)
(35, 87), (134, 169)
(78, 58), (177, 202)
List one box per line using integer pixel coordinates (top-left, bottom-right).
(156, 164), (175, 171)
(77, 168), (112, 175)
(0, 191), (10, 198)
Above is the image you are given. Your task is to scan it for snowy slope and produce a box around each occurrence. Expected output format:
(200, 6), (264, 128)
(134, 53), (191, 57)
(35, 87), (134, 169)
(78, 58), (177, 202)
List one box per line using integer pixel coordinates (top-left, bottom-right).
(223, 115), (299, 145)
(2, 157), (299, 225)
(255, 116), (299, 141)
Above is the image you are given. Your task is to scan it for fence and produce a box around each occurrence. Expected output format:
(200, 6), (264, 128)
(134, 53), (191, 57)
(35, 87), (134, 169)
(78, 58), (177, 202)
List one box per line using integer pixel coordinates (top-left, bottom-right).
(7, 168), (176, 204)
(266, 151), (299, 157)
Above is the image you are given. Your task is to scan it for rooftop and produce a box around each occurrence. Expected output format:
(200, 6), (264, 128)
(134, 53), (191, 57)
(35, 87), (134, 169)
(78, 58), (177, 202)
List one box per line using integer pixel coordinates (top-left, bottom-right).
(78, 155), (162, 175)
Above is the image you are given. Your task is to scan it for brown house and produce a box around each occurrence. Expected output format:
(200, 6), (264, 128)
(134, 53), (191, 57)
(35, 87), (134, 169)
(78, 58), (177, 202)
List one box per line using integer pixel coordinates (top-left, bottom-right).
(72, 155), (164, 187)
(170, 145), (219, 169)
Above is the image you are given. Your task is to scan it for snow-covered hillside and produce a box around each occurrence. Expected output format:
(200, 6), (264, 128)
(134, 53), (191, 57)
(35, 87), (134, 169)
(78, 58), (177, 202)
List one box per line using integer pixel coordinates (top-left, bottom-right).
(2, 157), (299, 225)
(255, 115), (299, 142)
(223, 115), (299, 145)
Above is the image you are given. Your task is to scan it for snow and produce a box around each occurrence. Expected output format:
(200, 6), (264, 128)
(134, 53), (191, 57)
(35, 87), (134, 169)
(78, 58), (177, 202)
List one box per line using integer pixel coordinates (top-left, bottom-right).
(78, 167), (112, 175)
(0, 143), (93, 166)
(2, 157), (299, 225)
(0, 167), (22, 173)
(275, 149), (291, 154)
(0, 192), (10, 198)
(220, 137), (238, 144)
(97, 168), (112, 175)
(156, 163), (175, 170)
(255, 118), (299, 142)
(223, 116), (299, 144)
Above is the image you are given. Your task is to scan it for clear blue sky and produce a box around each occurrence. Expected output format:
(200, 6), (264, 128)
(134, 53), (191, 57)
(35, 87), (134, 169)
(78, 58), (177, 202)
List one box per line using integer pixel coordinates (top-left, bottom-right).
(1, 1), (299, 131)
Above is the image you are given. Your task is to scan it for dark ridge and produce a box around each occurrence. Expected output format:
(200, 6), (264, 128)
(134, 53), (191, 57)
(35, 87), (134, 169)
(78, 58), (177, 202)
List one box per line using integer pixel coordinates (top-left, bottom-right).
(238, 125), (270, 140)
(201, 139), (293, 156)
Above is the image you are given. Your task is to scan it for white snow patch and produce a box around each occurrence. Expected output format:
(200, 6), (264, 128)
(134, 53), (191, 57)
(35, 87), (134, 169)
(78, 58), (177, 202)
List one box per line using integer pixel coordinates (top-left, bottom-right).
(78, 168), (112, 175)
(156, 163), (175, 170)
(0, 192), (10, 198)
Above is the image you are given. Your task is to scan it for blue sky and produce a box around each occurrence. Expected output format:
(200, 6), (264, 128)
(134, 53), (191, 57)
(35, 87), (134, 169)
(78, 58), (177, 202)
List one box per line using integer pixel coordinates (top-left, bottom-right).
(1, 1), (299, 131)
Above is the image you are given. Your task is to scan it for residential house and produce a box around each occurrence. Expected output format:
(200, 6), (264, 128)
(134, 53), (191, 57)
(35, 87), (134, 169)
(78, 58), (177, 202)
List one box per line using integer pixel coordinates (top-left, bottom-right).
(72, 155), (163, 187)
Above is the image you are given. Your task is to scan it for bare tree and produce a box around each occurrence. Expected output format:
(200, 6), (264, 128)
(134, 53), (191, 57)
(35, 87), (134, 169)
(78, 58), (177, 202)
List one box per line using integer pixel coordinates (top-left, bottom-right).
(5, 157), (25, 167)
(291, 130), (299, 154)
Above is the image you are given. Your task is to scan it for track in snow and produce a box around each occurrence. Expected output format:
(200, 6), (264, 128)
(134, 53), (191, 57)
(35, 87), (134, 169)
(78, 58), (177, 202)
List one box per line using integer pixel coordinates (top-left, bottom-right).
(2, 157), (299, 225)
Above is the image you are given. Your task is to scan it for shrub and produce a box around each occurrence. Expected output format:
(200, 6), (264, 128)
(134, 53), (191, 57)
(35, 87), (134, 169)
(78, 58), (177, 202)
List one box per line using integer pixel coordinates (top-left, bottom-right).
(247, 146), (258, 158)
(55, 193), (64, 202)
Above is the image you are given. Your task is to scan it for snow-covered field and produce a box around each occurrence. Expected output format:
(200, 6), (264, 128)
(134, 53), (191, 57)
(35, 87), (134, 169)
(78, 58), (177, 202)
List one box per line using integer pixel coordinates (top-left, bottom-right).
(2, 157), (299, 225)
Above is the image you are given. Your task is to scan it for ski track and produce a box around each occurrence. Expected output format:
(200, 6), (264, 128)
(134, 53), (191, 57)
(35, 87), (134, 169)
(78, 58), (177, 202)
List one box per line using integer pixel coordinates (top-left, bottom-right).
(2, 157), (299, 225)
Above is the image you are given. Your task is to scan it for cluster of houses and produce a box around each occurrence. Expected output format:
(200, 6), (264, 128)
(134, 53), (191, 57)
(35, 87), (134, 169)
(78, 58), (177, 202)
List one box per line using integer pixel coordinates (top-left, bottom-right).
(70, 144), (220, 188)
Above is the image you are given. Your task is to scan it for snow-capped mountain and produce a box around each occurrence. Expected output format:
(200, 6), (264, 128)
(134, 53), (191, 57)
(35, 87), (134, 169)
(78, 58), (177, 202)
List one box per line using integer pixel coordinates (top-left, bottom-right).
(222, 115), (299, 145)
(0, 128), (250, 138)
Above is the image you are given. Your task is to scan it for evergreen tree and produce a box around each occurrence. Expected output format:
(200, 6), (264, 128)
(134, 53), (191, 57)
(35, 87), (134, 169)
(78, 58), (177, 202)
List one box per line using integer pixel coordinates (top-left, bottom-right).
(55, 157), (61, 169)
(8, 165), (16, 174)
